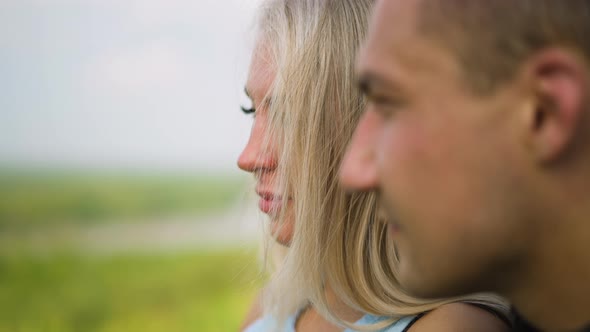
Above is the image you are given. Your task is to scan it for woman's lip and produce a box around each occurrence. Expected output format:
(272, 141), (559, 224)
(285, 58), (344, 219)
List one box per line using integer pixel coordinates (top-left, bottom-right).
(255, 189), (289, 201)
(258, 196), (283, 214)
(256, 189), (277, 198)
(255, 189), (291, 214)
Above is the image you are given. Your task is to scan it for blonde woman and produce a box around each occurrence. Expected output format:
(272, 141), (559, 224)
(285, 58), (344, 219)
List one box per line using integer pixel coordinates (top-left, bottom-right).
(237, 0), (510, 331)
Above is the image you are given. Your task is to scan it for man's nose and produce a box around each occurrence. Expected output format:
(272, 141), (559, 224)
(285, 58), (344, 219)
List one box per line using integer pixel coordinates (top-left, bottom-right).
(339, 110), (380, 191)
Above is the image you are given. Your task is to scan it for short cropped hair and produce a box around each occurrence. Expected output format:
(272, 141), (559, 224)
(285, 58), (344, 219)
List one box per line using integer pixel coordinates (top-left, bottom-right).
(419, 0), (590, 94)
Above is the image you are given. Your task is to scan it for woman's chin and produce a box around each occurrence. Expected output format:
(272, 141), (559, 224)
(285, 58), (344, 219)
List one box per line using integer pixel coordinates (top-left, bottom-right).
(269, 219), (294, 246)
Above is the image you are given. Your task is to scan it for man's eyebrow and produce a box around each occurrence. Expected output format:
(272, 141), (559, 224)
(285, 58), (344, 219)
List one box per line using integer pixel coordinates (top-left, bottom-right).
(358, 72), (383, 95)
(358, 74), (374, 95)
(244, 87), (251, 99)
(358, 72), (400, 96)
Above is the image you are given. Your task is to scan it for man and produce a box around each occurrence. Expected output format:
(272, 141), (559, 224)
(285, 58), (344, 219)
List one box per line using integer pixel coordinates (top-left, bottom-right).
(339, 0), (590, 331)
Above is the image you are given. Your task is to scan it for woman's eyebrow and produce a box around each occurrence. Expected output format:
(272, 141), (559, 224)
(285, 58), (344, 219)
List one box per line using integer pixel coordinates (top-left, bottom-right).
(245, 86), (274, 109)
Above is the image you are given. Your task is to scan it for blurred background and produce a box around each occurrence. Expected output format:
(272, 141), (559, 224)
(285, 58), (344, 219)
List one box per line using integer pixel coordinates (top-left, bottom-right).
(0, 0), (264, 331)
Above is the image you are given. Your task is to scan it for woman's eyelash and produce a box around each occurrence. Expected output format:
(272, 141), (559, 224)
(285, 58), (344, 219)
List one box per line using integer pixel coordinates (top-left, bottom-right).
(241, 106), (256, 114)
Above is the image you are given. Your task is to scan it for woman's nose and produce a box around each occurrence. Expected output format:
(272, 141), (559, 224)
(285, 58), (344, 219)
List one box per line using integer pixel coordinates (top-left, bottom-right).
(237, 116), (277, 173)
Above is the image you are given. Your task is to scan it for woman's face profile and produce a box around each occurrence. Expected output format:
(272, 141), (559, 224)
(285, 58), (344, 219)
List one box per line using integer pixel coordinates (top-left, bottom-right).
(238, 43), (294, 245)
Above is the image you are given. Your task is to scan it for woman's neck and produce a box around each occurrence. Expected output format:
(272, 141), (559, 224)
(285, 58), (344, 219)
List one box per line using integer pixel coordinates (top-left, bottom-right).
(295, 285), (364, 332)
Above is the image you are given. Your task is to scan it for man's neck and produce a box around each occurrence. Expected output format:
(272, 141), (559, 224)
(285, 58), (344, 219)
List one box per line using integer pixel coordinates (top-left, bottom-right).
(508, 215), (590, 331)
(512, 308), (590, 332)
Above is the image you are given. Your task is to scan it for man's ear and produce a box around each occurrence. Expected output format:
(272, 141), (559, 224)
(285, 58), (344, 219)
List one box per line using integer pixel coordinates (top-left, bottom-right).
(524, 48), (588, 163)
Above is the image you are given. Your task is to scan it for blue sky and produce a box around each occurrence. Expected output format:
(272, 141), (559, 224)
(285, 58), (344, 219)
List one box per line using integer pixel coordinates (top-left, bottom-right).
(0, 0), (260, 173)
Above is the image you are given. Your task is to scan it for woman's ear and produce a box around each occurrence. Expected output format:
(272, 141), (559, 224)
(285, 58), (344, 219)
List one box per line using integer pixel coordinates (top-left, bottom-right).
(523, 48), (588, 164)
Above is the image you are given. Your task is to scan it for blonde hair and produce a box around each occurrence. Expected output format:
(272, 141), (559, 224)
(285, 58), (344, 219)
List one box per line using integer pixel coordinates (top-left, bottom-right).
(252, 0), (509, 330)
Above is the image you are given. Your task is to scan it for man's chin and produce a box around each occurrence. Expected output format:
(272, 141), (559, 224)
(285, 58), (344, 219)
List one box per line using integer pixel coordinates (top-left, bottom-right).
(401, 278), (452, 299)
(397, 263), (459, 299)
(399, 267), (488, 299)
(397, 271), (432, 298)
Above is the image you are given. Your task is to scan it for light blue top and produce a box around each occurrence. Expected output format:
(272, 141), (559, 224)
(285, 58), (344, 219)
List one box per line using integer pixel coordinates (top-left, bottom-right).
(244, 313), (417, 332)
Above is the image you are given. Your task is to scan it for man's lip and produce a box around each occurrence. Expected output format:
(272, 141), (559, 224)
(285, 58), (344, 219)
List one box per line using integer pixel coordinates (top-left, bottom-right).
(388, 221), (401, 235)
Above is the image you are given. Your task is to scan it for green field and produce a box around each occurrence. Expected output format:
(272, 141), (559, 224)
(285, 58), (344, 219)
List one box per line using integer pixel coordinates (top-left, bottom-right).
(0, 170), (262, 332)
(0, 249), (262, 332)
(0, 170), (248, 231)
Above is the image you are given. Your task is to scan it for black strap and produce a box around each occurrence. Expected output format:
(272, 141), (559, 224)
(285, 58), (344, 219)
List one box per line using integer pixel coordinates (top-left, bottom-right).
(401, 303), (512, 332)
(401, 313), (425, 332)
(467, 302), (513, 329)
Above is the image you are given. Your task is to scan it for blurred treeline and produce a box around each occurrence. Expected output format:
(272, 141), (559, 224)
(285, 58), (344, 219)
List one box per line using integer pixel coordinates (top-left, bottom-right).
(0, 170), (243, 231)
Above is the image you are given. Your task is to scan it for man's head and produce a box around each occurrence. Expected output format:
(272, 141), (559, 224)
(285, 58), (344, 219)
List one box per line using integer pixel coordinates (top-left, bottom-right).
(340, 0), (590, 299)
